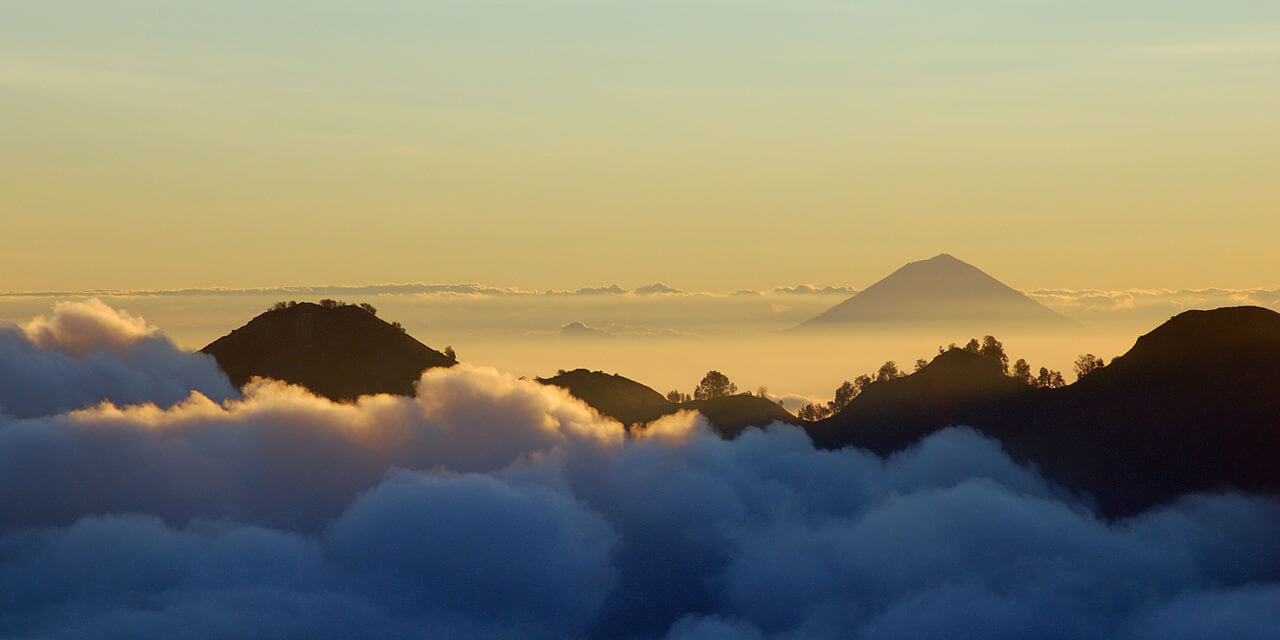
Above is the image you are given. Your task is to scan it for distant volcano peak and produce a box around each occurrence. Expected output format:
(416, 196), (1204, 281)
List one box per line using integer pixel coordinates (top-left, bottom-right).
(794, 254), (1073, 332)
(893, 252), (994, 277)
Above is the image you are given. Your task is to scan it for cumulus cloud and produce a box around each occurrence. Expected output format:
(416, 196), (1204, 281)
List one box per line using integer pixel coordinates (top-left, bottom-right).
(0, 492), (614, 640)
(22, 298), (155, 356)
(330, 471), (617, 636)
(0, 300), (234, 419)
(1, 302), (1279, 639)
(0, 366), (622, 532)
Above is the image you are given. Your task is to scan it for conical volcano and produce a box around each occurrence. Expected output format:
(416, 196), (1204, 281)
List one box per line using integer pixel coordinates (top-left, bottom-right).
(795, 253), (1073, 331)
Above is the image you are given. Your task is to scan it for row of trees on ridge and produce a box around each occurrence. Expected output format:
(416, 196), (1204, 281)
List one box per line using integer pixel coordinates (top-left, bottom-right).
(792, 336), (1110, 422)
(267, 300), (454, 357)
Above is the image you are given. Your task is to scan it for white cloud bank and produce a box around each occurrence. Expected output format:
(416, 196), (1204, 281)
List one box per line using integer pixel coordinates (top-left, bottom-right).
(1028, 287), (1280, 313)
(0, 299), (235, 419)
(0, 303), (1278, 639)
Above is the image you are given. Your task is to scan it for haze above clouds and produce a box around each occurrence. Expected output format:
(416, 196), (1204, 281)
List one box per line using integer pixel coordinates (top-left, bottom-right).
(2, 283), (1276, 401)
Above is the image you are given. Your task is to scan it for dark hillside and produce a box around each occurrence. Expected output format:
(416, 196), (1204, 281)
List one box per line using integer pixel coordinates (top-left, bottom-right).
(813, 306), (1280, 515)
(808, 348), (1029, 453)
(537, 369), (674, 427)
(201, 302), (455, 401)
(682, 394), (803, 439)
(538, 369), (799, 437)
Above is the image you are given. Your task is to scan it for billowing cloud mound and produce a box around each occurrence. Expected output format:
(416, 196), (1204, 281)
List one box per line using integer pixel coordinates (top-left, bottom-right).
(0, 366), (622, 533)
(0, 299), (235, 419)
(1, 303), (1278, 639)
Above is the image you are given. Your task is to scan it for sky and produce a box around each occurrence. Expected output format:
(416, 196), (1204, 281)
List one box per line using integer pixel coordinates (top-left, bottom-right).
(3, 1), (1278, 293)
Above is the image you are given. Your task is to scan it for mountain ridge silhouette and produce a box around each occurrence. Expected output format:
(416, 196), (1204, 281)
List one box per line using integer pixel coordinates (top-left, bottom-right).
(537, 368), (800, 437)
(812, 305), (1280, 515)
(198, 299), (1280, 515)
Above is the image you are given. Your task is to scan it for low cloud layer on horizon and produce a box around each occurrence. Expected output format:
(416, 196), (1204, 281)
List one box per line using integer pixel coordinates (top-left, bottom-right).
(4, 281), (1276, 306)
(1, 302), (1278, 639)
(5, 284), (1274, 330)
(0, 282), (861, 299)
(1027, 287), (1280, 313)
(2, 288), (1278, 411)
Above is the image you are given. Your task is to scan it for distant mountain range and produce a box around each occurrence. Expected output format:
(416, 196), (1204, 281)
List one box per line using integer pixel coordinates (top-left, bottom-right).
(794, 253), (1075, 331)
(201, 300), (1280, 516)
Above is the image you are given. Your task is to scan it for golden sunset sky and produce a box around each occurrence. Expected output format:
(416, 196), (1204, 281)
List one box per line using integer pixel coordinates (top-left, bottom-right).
(3, 1), (1277, 292)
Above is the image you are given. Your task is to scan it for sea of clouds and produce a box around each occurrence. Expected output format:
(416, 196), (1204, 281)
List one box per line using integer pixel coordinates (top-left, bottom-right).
(1, 301), (1278, 639)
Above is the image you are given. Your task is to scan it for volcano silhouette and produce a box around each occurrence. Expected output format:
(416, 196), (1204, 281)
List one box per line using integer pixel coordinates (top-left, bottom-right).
(795, 253), (1073, 331)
